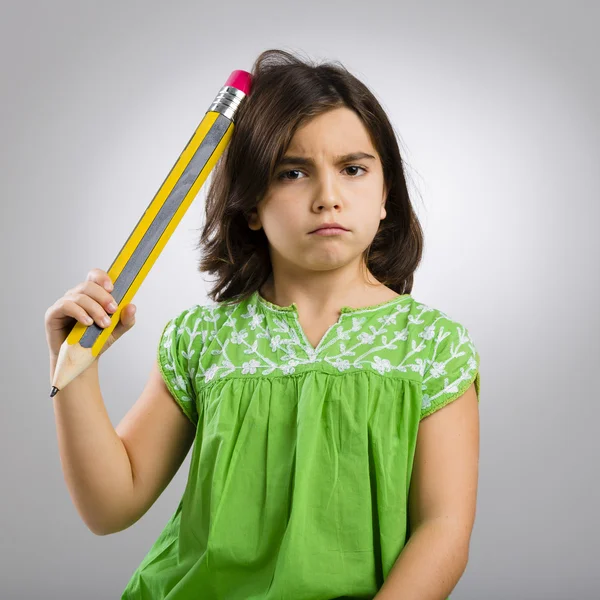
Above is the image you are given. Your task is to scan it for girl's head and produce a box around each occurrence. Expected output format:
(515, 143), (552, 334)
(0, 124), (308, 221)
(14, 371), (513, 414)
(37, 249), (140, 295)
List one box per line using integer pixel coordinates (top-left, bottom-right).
(198, 48), (424, 304)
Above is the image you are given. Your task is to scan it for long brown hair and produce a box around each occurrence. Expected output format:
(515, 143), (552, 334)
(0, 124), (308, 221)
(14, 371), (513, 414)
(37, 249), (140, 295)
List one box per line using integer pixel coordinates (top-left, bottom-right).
(195, 48), (424, 304)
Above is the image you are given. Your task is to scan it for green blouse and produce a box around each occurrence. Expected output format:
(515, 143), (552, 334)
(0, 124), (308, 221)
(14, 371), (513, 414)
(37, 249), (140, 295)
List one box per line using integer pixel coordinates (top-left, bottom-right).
(121, 289), (481, 599)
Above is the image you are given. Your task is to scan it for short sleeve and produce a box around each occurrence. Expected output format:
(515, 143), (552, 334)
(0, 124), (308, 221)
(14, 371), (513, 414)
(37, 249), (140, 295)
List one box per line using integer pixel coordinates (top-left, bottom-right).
(420, 316), (481, 420)
(157, 306), (202, 427)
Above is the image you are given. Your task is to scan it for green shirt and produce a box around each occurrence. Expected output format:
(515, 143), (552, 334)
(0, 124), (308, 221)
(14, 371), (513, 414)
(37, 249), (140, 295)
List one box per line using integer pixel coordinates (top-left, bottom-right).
(121, 289), (481, 599)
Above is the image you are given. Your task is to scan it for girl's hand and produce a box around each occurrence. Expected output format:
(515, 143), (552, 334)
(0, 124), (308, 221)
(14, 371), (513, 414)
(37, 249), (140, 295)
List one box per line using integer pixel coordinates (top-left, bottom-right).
(45, 268), (137, 360)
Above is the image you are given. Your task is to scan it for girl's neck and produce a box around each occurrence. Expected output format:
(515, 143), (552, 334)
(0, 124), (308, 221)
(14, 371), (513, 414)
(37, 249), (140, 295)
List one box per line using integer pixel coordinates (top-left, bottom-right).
(259, 273), (399, 315)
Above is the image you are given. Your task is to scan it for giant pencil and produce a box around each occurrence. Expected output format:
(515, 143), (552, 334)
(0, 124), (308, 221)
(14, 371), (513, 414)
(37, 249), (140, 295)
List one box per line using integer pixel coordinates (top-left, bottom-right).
(50, 69), (253, 397)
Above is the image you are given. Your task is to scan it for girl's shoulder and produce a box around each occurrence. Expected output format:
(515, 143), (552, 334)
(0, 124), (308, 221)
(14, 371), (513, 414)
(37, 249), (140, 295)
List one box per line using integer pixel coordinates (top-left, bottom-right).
(160, 298), (245, 340)
(407, 298), (481, 418)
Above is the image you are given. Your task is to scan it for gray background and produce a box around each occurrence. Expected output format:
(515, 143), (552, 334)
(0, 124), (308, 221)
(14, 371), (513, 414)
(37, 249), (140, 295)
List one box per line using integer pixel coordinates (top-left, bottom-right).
(1, 0), (598, 598)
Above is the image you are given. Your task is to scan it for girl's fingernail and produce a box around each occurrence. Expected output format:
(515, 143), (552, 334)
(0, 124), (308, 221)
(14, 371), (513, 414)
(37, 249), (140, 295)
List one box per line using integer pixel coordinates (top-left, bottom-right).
(104, 281), (113, 291)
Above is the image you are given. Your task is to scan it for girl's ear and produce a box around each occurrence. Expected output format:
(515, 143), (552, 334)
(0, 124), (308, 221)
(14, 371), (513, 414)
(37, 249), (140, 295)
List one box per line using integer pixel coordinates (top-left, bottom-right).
(381, 186), (388, 220)
(247, 208), (262, 231)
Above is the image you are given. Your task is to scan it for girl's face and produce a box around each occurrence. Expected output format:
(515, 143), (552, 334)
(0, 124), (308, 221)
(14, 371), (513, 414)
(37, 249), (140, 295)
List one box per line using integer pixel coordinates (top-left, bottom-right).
(248, 107), (387, 278)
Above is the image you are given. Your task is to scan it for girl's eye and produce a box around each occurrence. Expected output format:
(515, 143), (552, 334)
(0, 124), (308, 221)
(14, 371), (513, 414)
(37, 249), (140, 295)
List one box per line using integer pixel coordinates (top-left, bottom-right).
(344, 165), (366, 177)
(277, 165), (367, 181)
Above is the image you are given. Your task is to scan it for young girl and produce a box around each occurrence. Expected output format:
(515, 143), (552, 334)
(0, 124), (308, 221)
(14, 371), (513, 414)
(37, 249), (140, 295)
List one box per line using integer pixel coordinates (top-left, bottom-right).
(46, 49), (480, 599)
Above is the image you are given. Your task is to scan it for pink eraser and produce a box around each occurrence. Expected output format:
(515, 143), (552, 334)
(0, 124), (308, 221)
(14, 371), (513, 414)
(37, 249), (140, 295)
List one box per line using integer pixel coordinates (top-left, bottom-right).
(224, 70), (252, 96)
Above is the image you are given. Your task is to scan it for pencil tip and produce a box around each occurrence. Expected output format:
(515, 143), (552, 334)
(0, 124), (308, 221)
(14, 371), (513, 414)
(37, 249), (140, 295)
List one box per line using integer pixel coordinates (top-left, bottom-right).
(50, 386), (59, 398)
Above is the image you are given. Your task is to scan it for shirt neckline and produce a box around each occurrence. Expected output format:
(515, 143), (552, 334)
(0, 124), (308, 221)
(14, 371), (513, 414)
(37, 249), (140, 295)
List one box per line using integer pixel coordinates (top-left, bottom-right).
(252, 288), (412, 315)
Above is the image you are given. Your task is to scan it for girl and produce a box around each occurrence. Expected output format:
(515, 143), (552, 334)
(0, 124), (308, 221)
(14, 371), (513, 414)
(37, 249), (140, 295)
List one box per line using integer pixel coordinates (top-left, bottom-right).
(46, 49), (480, 599)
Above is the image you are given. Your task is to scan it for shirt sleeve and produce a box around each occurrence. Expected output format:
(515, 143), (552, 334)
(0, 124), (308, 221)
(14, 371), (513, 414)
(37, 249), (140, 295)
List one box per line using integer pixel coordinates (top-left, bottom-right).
(420, 315), (481, 420)
(156, 306), (202, 427)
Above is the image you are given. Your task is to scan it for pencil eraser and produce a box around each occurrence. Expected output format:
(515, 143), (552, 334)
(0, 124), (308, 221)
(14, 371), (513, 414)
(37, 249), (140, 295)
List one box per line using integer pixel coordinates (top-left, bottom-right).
(225, 70), (252, 96)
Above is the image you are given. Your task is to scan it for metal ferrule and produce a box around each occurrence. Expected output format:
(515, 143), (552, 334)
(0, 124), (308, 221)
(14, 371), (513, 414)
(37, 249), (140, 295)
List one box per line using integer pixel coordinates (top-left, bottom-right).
(208, 85), (248, 122)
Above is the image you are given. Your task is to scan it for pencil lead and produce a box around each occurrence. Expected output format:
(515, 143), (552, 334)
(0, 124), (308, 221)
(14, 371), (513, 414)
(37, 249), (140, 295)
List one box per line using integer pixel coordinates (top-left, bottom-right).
(50, 386), (59, 398)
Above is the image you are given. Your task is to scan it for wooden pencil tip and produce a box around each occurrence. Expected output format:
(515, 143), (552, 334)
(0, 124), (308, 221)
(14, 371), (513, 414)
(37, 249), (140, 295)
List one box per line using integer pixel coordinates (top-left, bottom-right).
(50, 386), (59, 398)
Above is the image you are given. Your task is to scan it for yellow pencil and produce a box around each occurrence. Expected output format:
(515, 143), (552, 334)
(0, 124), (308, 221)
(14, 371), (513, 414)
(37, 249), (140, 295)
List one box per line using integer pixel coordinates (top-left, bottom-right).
(50, 69), (253, 398)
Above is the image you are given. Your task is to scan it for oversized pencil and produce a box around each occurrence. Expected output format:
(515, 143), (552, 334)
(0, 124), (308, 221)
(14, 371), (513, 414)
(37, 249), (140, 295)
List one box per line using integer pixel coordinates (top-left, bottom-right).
(50, 69), (253, 398)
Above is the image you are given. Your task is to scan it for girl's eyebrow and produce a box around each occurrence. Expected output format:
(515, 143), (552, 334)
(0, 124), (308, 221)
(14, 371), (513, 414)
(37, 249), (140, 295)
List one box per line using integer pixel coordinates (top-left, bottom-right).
(276, 151), (376, 167)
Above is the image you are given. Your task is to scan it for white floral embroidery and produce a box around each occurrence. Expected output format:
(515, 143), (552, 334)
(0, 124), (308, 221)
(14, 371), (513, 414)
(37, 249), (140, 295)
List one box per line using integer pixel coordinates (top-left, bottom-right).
(421, 319), (479, 411)
(372, 356), (392, 375)
(161, 308), (206, 406)
(160, 294), (479, 420)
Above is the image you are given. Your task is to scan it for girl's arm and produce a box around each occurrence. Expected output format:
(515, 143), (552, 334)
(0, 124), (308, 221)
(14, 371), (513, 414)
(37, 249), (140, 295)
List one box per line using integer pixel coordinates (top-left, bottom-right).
(52, 356), (195, 535)
(375, 382), (480, 599)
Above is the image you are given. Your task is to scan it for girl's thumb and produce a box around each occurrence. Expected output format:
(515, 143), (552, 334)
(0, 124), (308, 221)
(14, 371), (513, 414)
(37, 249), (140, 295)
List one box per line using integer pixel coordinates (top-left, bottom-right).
(113, 304), (136, 337)
(98, 304), (136, 358)
(121, 304), (136, 327)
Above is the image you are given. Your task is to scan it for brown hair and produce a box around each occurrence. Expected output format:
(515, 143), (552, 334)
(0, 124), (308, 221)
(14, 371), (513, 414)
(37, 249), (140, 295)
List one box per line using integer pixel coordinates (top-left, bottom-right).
(195, 48), (424, 304)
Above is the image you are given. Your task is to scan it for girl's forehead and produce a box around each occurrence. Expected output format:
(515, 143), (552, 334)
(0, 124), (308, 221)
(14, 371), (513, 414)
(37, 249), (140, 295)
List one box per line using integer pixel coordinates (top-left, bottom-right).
(285, 128), (376, 157)
(276, 110), (380, 165)
(291, 108), (373, 139)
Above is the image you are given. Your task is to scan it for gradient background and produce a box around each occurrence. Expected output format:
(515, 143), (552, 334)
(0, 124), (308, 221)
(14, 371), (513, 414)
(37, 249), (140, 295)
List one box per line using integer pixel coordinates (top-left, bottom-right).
(1, 0), (598, 598)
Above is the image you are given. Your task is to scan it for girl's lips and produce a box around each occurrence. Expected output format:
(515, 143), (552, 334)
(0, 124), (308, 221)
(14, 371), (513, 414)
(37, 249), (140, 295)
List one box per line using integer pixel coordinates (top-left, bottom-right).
(310, 227), (349, 235)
